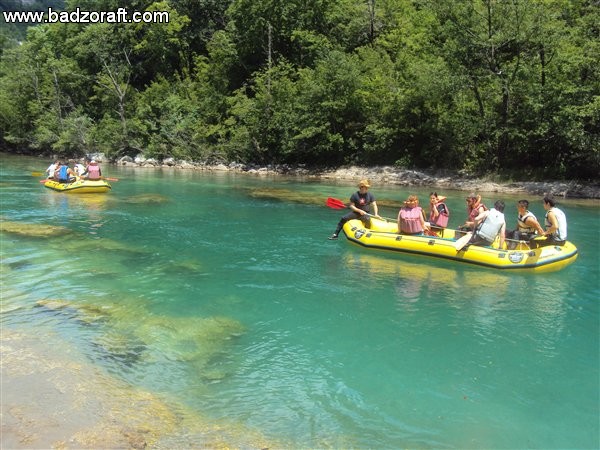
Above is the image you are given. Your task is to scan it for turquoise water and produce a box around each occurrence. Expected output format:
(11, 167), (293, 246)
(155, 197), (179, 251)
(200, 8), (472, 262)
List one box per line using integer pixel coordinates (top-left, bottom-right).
(1, 154), (599, 448)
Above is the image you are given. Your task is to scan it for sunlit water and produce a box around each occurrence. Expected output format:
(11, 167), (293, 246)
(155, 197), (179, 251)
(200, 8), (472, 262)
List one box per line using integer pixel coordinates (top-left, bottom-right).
(1, 154), (599, 448)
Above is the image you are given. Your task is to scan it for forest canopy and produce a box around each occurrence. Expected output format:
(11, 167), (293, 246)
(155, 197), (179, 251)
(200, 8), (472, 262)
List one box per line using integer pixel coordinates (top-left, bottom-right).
(0, 0), (598, 179)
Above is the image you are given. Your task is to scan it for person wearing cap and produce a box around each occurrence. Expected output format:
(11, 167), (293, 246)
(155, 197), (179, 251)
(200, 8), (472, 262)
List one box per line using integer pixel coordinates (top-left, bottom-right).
(83, 160), (102, 180)
(328, 179), (381, 240)
(460, 193), (487, 232)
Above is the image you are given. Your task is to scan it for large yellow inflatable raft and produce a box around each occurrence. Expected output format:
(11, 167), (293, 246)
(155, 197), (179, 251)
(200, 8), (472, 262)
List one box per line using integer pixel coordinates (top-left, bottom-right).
(43, 179), (111, 193)
(342, 218), (578, 272)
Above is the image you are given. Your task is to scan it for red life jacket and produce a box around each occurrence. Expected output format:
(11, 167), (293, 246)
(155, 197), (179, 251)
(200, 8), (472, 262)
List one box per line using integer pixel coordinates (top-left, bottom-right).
(468, 202), (487, 222)
(399, 206), (424, 234)
(429, 202), (450, 228)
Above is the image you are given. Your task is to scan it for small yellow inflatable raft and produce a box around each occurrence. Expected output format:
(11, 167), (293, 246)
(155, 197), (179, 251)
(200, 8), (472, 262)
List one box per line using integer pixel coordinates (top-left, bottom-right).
(342, 218), (578, 272)
(43, 179), (111, 193)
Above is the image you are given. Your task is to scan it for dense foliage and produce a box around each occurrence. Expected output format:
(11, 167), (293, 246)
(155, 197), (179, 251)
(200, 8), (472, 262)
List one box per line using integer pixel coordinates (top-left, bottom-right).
(0, 0), (598, 179)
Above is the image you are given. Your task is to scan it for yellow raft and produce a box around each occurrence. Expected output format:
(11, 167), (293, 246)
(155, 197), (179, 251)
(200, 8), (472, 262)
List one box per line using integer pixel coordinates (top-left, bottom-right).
(342, 218), (578, 272)
(43, 179), (111, 193)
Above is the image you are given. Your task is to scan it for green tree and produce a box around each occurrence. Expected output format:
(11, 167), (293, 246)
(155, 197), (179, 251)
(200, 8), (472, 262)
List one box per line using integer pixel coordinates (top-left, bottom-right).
(134, 76), (200, 160)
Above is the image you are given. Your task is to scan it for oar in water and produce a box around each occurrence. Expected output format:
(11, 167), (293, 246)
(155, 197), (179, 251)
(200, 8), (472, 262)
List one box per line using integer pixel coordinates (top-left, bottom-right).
(103, 177), (119, 181)
(31, 171), (45, 177)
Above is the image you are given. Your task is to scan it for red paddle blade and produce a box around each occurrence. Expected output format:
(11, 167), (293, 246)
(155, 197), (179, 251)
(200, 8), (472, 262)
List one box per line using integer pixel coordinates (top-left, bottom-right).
(326, 197), (347, 209)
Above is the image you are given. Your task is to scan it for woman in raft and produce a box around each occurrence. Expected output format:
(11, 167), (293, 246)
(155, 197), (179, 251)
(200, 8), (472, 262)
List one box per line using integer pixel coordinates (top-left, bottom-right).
(426, 192), (450, 236)
(398, 195), (430, 235)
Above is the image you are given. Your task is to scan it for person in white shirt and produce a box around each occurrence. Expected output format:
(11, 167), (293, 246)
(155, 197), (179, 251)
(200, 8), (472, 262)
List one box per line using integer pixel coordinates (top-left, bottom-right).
(45, 160), (59, 179)
(469, 200), (507, 248)
(73, 159), (86, 177)
(531, 195), (568, 248)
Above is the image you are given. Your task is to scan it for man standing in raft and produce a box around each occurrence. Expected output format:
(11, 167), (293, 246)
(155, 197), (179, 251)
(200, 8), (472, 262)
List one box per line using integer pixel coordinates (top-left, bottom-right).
(329, 179), (381, 240)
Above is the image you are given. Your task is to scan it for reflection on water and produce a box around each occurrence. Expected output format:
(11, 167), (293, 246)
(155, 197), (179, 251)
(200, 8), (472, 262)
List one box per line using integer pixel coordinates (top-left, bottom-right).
(342, 250), (573, 357)
(42, 192), (111, 235)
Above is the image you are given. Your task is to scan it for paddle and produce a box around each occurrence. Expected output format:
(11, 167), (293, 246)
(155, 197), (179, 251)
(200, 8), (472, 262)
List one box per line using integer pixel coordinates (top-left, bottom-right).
(103, 177), (119, 182)
(326, 197), (396, 222)
(39, 179), (49, 183)
(454, 232), (473, 251)
(326, 197), (347, 209)
(31, 171), (44, 177)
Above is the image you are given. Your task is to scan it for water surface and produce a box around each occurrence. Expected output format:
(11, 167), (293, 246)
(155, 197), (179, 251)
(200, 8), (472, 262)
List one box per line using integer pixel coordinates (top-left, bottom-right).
(1, 154), (598, 448)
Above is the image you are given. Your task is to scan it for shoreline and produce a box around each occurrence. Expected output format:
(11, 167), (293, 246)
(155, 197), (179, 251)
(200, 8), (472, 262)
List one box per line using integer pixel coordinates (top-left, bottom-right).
(6, 151), (598, 199)
(111, 157), (600, 200)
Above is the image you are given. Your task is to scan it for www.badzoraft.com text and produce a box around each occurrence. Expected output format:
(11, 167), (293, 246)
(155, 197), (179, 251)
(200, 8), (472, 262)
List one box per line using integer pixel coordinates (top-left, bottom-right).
(2, 7), (169, 24)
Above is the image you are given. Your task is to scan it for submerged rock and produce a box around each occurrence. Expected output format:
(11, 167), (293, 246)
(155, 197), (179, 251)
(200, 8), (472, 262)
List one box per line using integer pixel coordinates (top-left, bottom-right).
(32, 297), (245, 379)
(132, 315), (245, 365)
(0, 220), (72, 238)
(122, 194), (171, 204)
(248, 188), (325, 206)
(162, 259), (204, 274)
(35, 299), (110, 324)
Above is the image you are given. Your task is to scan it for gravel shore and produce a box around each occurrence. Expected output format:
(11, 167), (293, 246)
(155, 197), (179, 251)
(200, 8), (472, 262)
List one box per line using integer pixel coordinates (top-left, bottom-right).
(112, 156), (600, 199)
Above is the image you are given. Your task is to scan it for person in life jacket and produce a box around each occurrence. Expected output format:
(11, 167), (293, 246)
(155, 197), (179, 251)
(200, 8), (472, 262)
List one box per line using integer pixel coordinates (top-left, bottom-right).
(428, 192), (450, 229)
(54, 161), (76, 183)
(506, 199), (545, 249)
(531, 195), (568, 248)
(83, 160), (102, 180)
(460, 193), (488, 232)
(468, 200), (506, 248)
(328, 179), (381, 240)
(398, 195), (430, 235)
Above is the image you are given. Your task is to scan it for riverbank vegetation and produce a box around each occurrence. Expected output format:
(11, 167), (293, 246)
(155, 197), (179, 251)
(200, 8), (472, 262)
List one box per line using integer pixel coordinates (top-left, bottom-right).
(1, 0), (598, 180)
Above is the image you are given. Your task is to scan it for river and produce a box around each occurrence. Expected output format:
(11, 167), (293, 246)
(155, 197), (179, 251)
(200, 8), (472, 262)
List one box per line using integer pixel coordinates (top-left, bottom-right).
(1, 154), (599, 448)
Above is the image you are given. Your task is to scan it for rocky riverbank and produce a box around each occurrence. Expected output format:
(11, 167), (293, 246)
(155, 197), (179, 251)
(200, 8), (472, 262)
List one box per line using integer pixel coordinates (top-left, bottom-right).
(101, 154), (600, 199)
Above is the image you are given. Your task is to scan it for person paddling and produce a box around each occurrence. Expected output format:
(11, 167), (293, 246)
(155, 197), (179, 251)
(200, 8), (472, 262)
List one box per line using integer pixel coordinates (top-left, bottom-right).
(328, 179), (381, 240)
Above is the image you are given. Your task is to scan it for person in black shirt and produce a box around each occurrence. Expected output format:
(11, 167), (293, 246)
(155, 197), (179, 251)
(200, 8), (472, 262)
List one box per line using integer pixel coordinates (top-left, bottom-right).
(329, 179), (380, 240)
